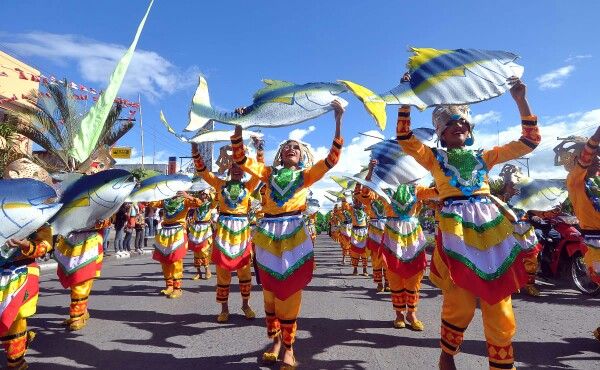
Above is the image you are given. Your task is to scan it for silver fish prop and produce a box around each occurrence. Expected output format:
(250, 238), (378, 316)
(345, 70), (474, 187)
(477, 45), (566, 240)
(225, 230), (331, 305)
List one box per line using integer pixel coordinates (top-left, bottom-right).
(306, 198), (320, 215)
(127, 174), (192, 202)
(509, 178), (568, 212)
(164, 76), (349, 131)
(159, 111), (264, 143)
(0, 179), (62, 250)
(189, 177), (212, 192)
(340, 47), (524, 129)
(50, 169), (136, 236)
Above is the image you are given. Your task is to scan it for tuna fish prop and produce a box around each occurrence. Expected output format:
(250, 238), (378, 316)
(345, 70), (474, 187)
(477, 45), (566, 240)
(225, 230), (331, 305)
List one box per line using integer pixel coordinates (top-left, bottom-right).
(0, 179), (62, 256)
(50, 169), (136, 236)
(189, 177), (212, 192)
(343, 128), (435, 203)
(508, 178), (568, 212)
(340, 48), (524, 129)
(127, 174), (192, 202)
(161, 76), (349, 132)
(306, 198), (320, 215)
(159, 111), (264, 144)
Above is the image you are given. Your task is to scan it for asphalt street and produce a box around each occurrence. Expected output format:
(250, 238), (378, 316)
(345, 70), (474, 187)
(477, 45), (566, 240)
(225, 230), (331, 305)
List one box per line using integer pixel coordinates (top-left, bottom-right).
(21, 235), (600, 369)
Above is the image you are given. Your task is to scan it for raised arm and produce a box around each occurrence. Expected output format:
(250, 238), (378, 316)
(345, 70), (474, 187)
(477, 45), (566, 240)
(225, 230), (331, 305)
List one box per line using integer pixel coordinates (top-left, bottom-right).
(303, 100), (344, 187)
(231, 126), (270, 182)
(396, 105), (436, 170)
(483, 79), (541, 168)
(192, 143), (223, 189)
(416, 186), (439, 201)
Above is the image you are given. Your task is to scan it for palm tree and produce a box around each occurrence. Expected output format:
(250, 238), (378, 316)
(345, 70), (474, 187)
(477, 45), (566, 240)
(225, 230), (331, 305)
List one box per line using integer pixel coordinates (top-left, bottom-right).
(6, 81), (133, 172)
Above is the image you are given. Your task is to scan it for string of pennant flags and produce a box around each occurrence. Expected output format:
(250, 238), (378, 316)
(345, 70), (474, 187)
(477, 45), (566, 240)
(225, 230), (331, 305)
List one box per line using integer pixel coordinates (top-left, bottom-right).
(0, 64), (140, 113)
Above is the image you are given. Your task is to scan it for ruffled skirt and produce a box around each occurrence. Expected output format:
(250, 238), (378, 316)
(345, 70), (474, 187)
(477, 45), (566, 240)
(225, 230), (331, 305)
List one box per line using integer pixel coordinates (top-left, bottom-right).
(212, 215), (251, 271)
(0, 263), (39, 333)
(55, 230), (103, 288)
(188, 221), (213, 253)
(152, 225), (188, 264)
(381, 217), (427, 277)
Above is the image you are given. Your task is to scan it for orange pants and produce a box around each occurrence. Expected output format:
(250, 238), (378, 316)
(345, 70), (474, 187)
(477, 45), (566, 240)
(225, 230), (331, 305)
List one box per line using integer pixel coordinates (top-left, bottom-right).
(387, 270), (423, 313)
(263, 290), (302, 349)
(193, 245), (211, 268)
(0, 318), (31, 369)
(523, 250), (539, 285)
(440, 284), (516, 370)
(216, 264), (252, 303)
(161, 260), (184, 290)
(69, 279), (94, 320)
(371, 250), (386, 284)
(350, 250), (368, 269)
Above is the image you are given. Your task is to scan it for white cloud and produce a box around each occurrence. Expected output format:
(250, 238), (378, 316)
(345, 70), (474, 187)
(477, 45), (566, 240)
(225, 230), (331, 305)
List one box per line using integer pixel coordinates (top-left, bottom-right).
(472, 110), (501, 125)
(536, 65), (575, 90)
(288, 125), (316, 141)
(1, 32), (200, 100)
(565, 54), (592, 63)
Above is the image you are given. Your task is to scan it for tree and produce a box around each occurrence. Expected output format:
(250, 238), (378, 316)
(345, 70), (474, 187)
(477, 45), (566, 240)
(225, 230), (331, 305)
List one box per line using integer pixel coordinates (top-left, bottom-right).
(0, 121), (17, 174)
(6, 82), (133, 172)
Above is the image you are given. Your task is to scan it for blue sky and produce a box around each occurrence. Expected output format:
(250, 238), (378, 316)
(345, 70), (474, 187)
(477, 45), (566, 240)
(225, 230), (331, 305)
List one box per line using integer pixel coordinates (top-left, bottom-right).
(1, 0), (599, 208)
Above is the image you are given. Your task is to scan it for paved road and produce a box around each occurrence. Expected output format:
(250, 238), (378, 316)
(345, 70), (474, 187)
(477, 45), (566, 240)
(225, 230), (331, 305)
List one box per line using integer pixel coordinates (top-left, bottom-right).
(22, 235), (600, 369)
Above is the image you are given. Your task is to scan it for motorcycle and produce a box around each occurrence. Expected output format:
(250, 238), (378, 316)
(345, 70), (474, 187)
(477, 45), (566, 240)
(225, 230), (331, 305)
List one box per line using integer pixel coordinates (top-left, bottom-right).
(531, 213), (599, 295)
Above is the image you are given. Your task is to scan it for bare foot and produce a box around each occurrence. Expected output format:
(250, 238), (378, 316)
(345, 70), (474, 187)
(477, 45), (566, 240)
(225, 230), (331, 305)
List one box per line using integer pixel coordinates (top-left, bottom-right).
(282, 348), (296, 367)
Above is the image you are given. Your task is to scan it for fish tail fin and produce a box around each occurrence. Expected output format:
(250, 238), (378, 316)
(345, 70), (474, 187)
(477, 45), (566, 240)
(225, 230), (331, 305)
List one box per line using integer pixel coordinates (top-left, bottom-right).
(338, 80), (387, 130)
(159, 111), (188, 143)
(184, 76), (215, 132)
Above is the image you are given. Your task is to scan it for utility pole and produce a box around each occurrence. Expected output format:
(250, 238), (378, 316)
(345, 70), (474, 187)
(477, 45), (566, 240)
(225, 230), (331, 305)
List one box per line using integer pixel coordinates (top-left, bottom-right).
(138, 93), (145, 170)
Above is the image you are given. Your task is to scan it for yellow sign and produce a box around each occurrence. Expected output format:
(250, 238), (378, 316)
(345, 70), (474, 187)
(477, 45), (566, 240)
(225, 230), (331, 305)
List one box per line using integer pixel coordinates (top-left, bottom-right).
(110, 147), (132, 159)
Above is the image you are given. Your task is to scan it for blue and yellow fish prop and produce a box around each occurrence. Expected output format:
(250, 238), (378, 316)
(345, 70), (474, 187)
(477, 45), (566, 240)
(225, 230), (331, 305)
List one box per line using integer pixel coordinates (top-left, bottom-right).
(0, 179), (62, 249)
(340, 47), (524, 129)
(127, 174), (192, 202)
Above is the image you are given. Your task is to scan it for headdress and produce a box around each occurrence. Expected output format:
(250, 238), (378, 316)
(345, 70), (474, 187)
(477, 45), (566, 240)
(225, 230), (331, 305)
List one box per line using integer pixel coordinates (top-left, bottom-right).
(432, 105), (474, 146)
(554, 136), (589, 172)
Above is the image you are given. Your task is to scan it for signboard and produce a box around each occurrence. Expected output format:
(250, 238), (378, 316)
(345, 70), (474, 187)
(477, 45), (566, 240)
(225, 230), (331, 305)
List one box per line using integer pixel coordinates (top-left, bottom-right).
(110, 147), (132, 159)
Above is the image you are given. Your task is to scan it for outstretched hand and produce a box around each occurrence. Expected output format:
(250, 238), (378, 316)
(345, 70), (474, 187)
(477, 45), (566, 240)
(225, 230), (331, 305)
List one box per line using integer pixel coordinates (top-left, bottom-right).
(6, 238), (29, 249)
(508, 76), (527, 102)
(234, 125), (243, 138)
(191, 143), (200, 156)
(331, 99), (345, 122)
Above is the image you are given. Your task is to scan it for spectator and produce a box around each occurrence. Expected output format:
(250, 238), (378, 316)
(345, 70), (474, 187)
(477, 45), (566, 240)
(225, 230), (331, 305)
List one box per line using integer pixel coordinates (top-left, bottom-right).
(114, 204), (131, 257)
(134, 209), (146, 254)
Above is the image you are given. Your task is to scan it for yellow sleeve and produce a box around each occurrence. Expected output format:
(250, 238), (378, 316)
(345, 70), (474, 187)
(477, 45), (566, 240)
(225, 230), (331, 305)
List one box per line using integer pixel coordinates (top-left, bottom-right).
(185, 197), (204, 209)
(483, 115), (541, 169)
(566, 163), (587, 190)
(245, 175), (262, 192)
(303, 137), (344, 187)
(21, 224), (53, 258)
(231, 133), (271, 182)
(416, 186), (438, 201)
(396, 107), (436, 170)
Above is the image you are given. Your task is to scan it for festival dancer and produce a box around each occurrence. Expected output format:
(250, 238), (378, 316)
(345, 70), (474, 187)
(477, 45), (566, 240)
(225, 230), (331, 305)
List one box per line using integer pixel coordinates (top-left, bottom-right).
(192, 143), (263, 323)
(54, 219), (110, 330)
(188, 190), (215, 280)
(1, 225), (52, 369)
(149, 192), (203, 299)
(350, 185), (369, 276)
(329, 204), (341, 243)
(231, 100), (344, 369)
(361, 160), (437, 330)
(556, 129), (600, 341)
(397, 75), (540, 370)
(338, 197), (353, 265)
(355, 178), (388, 291)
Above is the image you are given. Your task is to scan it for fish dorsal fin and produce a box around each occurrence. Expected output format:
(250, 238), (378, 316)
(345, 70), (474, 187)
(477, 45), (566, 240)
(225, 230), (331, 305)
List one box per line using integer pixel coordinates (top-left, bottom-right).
(253, 79), (295, 101)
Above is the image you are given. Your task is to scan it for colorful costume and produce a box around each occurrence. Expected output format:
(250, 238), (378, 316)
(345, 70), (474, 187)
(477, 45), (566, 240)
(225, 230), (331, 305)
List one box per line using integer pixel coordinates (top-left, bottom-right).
(397, 106), (540, 369)
(188, 197), (215, 279)
(0, 225), (51, 369)
(350, 187), (369, 275)
(193, 155), (260, 311)
(55, 220), (107, 330)
(565, 136), (600, 339)
(232, 132), (343, 350)
(149, 197), (203, 298)
(339, 200), (353, 261)
(356, 186), (388, 290)
(329, 206), (342, 243)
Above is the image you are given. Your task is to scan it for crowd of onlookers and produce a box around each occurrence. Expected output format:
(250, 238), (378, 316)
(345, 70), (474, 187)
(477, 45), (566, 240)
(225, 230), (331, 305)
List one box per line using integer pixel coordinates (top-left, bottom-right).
(103, 202), (164, 258)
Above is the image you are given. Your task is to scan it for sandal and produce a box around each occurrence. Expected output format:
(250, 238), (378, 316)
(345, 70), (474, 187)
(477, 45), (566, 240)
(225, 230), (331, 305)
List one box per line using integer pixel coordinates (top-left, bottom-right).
(242, 306), (256, 320)
(280, 355), (297, 370)
(393, 319), (406, 329)
(217, 311), (230, 323)
(407, 319), (424, 331)
(262, 352), (278, 364)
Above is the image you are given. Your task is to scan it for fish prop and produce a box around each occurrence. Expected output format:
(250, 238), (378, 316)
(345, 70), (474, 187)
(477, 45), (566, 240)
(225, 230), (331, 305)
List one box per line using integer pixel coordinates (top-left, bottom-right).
(189, 177), (212, 192)
(365, 140), (428, 186)
(50, 169), (136, 236)
(323, 194), (340, 204)
(159, 111), (264, 143)
(306, 198), (320, 215)
(330, 175), (354, 190)
(127, 174), (192, 202)
(340, 48), (524, 129)
(343, 175), (392, 205)
(165, 77), (349, 131)
(509, 178), (568, 212)
(0, 179), (62, 253)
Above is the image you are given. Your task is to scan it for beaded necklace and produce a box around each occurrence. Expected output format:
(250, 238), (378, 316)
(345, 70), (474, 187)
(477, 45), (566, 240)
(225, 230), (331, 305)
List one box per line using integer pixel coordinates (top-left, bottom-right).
(164, 197), (185, 218)
(434, 148), (487, 196)
(386, 184), (416, 217)
(269, 167), (304, 206)
(371, 199), (385, 219)
(353, 204), (367, 224)
(221, 181), (247, 209)
(584, 176), (600, 212)
(194, 202), (211, 221)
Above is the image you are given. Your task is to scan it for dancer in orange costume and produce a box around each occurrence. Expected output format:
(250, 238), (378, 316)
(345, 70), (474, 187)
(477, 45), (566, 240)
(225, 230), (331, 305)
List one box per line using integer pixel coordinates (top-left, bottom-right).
(188, 190), (216, 280)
